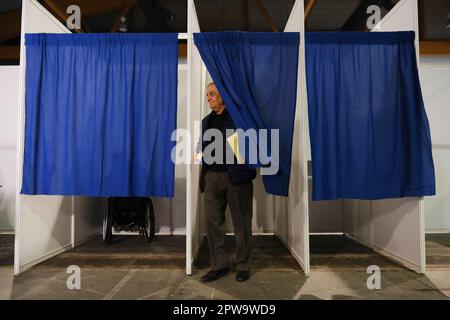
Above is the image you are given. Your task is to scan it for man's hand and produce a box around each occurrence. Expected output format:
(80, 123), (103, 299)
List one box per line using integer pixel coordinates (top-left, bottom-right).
(192, 152), (202, 164)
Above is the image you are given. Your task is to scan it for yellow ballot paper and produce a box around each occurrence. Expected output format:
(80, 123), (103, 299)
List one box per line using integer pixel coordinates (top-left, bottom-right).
(226, 132), (244, 164)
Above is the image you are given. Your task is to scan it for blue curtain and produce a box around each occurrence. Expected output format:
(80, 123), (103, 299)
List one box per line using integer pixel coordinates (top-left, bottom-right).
(306, 31), (435, 201)
(194, 32), (300, 196)
(22, 33), (178, 197)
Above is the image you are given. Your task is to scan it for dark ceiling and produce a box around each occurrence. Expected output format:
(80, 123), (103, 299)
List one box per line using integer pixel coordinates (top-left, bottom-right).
(0, 0), (21, 13)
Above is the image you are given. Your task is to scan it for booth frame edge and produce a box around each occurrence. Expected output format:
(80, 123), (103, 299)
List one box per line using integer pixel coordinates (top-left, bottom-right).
(299, 0), (311, 277)
(284, 0), (311, 277)
(14, 0), (73, 276)
(13, 0), (28, 277)
(185, 0), (194, 276)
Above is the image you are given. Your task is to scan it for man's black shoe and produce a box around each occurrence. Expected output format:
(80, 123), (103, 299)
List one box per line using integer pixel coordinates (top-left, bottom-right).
(200, 268), (229, 282)
(236, 271), (250, 282)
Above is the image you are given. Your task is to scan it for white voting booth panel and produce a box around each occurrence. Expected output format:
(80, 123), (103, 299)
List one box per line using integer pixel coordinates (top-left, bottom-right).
(341, 0), (426, 273)
(14, 0), (105, 275)
(186, 0), (204, 275)
(274, 0), (310, 275)
(420, 57), (450, 233)
(186, 0), (310, 275)
(0, 66), (19, 232)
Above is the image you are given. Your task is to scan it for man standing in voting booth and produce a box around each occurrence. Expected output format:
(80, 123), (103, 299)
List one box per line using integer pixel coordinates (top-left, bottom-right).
(196, 83), (256, 283)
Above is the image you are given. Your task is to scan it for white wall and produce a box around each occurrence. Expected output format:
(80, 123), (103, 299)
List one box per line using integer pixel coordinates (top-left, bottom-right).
(309, 180), (344, 233)
(73, 197), (104, 246)
(172, 63), (188, 234)
(0, 66), (19, 232)
(343, 199), (372, 242)
(420, 56), (450, 233)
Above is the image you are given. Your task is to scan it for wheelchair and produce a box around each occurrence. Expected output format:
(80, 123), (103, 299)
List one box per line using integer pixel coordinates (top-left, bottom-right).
(103, 197), (155, 244)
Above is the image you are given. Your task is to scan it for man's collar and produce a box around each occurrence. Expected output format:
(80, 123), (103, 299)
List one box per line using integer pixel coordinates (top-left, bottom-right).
(213, 108), (227, 116)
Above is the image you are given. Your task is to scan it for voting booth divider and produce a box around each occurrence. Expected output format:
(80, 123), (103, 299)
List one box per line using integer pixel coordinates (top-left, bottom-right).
(14, 0), (428, 276)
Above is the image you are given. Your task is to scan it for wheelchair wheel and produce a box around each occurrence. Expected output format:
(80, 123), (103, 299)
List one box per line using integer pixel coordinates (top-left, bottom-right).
(144, 198), (155, 242)
(103, 199), (113, 244)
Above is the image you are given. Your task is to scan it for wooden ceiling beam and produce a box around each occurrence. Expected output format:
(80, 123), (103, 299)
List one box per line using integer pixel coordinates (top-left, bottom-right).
(0, 45), (20, 60)
(420, 41), (450, 55)
(305, 0), (318, 22)
(253, 0), (279, 32)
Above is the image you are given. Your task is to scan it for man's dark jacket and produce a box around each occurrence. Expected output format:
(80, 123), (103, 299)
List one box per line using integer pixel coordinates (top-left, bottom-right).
(199, 111), (256, 193)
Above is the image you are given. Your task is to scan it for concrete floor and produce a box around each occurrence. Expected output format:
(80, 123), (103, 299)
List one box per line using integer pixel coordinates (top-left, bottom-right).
(0, 233), (449, 300)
